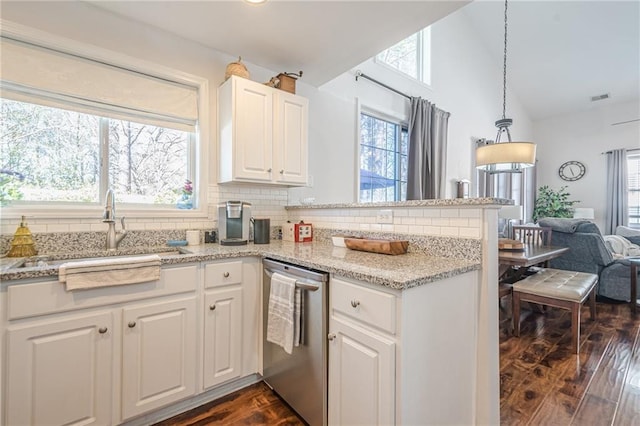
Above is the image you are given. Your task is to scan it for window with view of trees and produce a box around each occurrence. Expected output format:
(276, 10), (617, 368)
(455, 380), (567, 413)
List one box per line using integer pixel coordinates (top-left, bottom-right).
(0, 35), (200, 210)
(628, 151), (640, 226)
(0, 100), (192, 206)
(376, 28), (431, 85)
(359, 113), (408, 203)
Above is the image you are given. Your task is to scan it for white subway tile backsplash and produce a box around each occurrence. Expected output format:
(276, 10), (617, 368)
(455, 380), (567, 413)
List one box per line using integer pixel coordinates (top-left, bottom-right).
(441, 209), (460, 218)
(459, 227), (481, 238)
(460, 208), (481, 218)
(441, 226), (460, 236)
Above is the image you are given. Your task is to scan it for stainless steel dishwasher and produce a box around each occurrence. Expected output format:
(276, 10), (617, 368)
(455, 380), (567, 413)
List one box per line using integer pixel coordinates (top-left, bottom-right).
(262, 258), (329, 426)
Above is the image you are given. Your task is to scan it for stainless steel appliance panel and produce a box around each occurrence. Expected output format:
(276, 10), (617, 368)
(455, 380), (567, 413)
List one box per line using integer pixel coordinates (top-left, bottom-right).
(262, 259), (328, 426)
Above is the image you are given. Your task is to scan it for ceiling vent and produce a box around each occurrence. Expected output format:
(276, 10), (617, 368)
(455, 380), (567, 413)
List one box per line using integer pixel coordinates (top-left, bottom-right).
(590, 93), (610, 102)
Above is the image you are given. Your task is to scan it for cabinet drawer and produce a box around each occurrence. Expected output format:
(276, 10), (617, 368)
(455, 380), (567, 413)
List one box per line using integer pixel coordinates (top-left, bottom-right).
(7, 264), (198, 320)
(204, 261), (243, 288)
(331, 277), (396, 334)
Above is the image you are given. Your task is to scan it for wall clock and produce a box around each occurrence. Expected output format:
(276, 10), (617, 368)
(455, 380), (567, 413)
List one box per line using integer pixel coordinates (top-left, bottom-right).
(558, 161), (586, 181)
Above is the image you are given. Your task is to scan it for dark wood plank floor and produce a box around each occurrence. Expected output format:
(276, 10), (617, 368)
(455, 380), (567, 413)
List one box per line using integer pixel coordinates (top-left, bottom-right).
(500, 301), (640, 425)
(155, 302), (640, 426)
(154, 382), (304, 426)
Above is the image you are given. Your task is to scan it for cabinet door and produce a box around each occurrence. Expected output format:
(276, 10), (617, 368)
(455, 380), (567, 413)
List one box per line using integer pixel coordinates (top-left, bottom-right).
(274, 91), (308, 185)
(203, 287), (243, 388)
(121, 297), (196, 420)
(233, 77), (274, 182)
(6, 312), (113, 426)
(328, 317), (395, 426)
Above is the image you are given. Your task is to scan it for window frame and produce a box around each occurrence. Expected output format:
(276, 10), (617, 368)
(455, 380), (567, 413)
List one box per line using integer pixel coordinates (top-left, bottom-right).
(357, 105), (408, 203)
(0, 20), (210, 220)
(374, 27), (432, 87)
(628, 150), (640, 228)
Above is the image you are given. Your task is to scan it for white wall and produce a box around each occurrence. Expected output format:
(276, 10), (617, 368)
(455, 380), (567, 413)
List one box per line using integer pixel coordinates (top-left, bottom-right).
(1, 2), (534, 233)
(291, 6), (534, 203)
(533, 100), (640, 231)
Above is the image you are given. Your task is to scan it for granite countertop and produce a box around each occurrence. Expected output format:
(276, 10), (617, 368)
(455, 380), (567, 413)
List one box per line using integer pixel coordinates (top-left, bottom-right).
(286, 197), (513, 209)
(0, 241), (480, 290)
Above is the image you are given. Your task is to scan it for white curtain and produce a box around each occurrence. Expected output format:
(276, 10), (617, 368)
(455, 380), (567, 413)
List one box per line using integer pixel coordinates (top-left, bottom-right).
(605, 148), (628, 234)
(406, 97), (450, 200)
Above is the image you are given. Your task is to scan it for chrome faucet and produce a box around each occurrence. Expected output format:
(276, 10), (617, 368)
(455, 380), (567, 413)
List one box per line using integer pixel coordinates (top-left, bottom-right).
(103, 189), (127, 251)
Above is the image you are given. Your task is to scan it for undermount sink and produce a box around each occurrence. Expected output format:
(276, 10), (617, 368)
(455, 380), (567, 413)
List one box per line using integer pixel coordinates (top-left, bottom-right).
(17, 249), (188, 269)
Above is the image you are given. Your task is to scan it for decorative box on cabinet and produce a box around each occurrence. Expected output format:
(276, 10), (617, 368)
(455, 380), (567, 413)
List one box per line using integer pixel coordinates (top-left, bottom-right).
(218, 75), (308, 186)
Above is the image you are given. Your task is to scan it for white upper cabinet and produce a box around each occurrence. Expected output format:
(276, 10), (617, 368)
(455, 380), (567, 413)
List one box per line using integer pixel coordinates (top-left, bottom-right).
(218, 76), (308, 186)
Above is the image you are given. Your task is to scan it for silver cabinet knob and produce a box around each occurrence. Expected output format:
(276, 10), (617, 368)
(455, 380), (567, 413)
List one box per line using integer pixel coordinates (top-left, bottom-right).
(327, 333), (336, 341)
(98, 327), (108, 334)
(267, 168), (272, 173)
(128, 321), (136, 328)
(209, 304), (216, 311)
(279, 169), (284, 174)
(223, 272), (230, 278)
(350, 300), (360, 308)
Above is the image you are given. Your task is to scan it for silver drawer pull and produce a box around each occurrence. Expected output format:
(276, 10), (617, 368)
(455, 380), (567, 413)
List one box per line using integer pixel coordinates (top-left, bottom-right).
(209, 304), (216, 311)
(223, 272), (230, 278)
(350, 300), (360, 308)
(128, 321), (136, 328)
(98, 327), (108, 334)
(327, 333), (336, 341)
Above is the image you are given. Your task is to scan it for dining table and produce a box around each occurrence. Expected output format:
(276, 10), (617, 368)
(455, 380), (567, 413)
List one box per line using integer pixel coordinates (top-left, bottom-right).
(498, 244), (570, 280)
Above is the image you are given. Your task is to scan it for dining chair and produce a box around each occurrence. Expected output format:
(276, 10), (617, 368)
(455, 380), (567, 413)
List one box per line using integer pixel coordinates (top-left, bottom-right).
(513, 225), (553, 247)
(499, 225), (553, 322)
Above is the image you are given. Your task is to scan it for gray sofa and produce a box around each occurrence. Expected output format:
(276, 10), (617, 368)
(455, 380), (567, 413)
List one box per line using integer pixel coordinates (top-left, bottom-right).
(538, 218), (640, 302)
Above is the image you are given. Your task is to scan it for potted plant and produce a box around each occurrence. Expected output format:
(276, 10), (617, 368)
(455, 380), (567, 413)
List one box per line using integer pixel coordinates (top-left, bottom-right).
(532, 185), (578, 222)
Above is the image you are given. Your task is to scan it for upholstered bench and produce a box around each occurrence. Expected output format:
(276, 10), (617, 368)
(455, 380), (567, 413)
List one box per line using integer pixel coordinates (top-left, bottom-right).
(512, 269), (598, 353)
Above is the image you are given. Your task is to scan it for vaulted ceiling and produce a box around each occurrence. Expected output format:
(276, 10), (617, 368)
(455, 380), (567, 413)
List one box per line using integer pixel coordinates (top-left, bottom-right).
(28, 1), (640, 122)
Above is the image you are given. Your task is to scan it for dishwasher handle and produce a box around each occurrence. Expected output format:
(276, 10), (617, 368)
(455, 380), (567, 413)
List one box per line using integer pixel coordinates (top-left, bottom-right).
(264, 269), (320, 291)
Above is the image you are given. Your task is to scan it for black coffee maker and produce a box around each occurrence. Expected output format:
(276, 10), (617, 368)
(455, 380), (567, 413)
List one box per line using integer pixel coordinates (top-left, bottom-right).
(218, 201), (251, 245)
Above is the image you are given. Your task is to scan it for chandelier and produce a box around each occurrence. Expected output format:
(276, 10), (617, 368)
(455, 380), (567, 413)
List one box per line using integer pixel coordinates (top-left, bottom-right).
(476, 0), (536, 174)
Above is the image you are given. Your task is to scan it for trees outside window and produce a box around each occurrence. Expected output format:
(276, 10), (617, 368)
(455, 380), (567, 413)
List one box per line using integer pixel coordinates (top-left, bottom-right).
(0, 99), (192, 206)
(359, 113), (407, 203)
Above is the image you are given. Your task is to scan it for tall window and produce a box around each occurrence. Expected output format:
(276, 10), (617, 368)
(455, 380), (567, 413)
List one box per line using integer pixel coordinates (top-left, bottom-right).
(376, 28), (431, 85)
(628, 151), (640, 226)
(359, 113), (407, 203)
(0, 36), (199, 210)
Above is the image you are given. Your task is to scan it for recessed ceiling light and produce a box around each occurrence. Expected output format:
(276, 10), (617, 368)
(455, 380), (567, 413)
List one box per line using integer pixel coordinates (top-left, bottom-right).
(244, 0), (267, 4)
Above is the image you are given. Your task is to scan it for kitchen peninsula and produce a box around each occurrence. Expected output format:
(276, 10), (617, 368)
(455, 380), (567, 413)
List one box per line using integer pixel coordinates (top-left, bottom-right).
(0, 198), (505, 425)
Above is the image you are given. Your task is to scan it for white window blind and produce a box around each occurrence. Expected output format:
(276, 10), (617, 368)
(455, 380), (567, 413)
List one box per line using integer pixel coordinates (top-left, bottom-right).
(0, 37), (198, 132)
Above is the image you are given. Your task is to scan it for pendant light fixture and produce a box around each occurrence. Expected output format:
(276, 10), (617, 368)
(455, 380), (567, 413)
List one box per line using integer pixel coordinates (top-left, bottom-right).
(476, 0), (536, 174)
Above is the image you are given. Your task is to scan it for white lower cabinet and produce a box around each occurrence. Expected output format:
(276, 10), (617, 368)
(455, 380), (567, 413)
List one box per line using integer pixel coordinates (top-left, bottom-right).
(328, 272), (479, 425)
(121, 296), (197, 420)
(203, 287), (243, 388)
(201, 258), (260, 389)
(6, 311), (114, 426)
(328, 317), (395, 426)
(2, 264), (200, 426)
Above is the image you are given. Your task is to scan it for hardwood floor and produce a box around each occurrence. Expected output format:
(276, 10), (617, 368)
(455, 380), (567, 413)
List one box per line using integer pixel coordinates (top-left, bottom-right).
(500, 301), (640, 425)
(153, 382), (304, 425)
(156, 302), (640, 426)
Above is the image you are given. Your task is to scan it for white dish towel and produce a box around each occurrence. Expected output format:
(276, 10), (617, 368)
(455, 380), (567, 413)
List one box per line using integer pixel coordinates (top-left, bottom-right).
(267, 271), (299, 354)
(58, 255), (161, 291)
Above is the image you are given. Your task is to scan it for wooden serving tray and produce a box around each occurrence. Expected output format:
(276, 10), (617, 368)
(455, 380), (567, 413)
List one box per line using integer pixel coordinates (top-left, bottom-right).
(498, 238), (525, 251)
(344, 238), (409, 255)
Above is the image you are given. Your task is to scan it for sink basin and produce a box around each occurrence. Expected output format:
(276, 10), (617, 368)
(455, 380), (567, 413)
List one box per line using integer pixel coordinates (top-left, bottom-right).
(17, 250), (187, 269)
